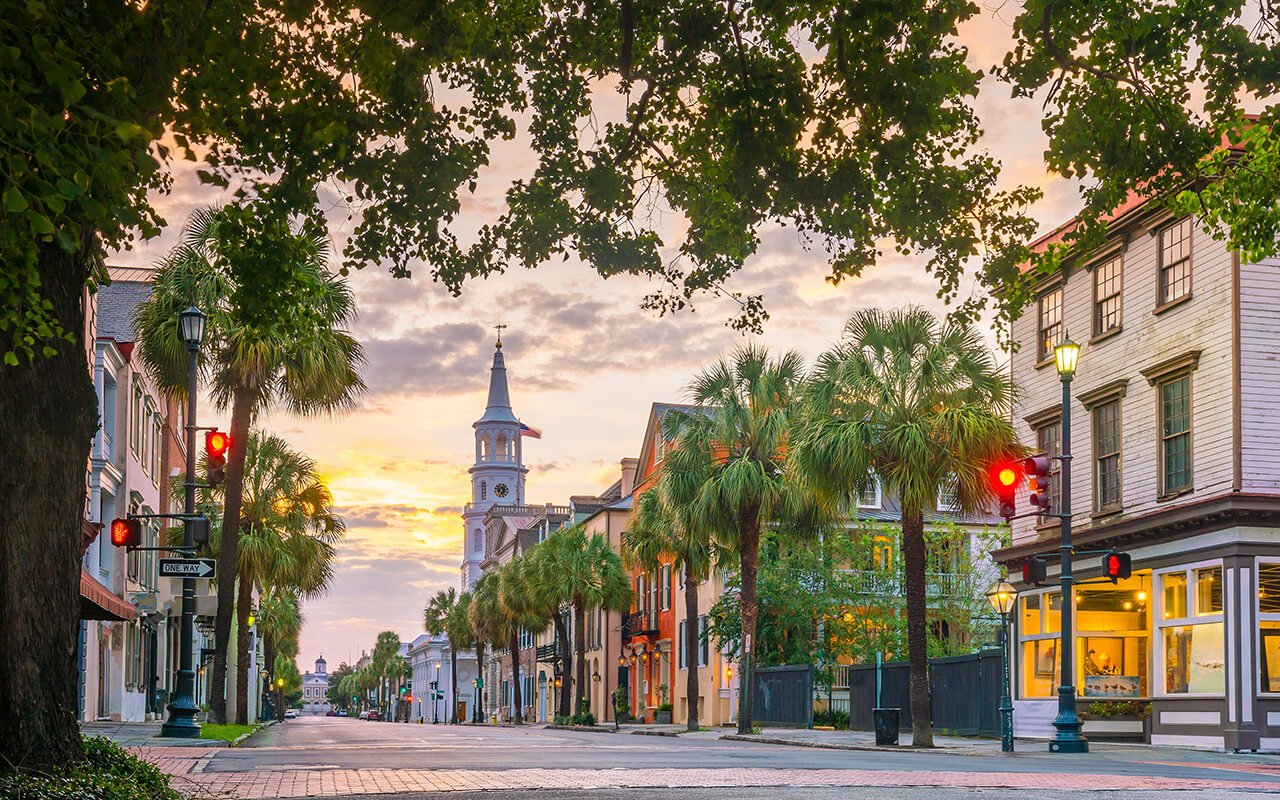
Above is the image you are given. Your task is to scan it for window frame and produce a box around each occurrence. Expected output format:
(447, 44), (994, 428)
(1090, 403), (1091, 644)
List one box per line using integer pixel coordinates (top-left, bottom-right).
(1157, 373), (1194, 498)
(660, 564), (671, 611)
(1157, 217), (1193, 308)
(1092, 254), (1123, 338)
(698, 615), (709, 667)
(1092, 399), (1123, 513)
(1037, 286), (1064, 363)
(856, 477), (882, 510)
(678, 619), (687, 669)
(1256, 560), (1280, 696)
(1154, 560), (1224, 697)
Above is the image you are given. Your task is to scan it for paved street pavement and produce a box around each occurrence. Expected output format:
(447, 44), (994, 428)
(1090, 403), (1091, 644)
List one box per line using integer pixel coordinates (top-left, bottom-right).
(126, 715), (1280, 798)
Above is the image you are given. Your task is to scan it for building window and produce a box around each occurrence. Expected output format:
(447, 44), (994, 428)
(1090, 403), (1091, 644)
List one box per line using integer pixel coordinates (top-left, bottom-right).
(473, 528), (483, 553)
(479, 481), (487, 501)
(660, 564), (671, 611)
(1035, 418), (1062, 515)
(1259, 563), (1280, 693)
(1019, 591), (1062, 698)
(1038, 287), (1063, 362)
(635, 574), (647, 614)
(1093, 400), (1121, 511)
(1159, 375), (1192, 496)
(1157, 564), (1223, 695)
(856, 477), (881, 510)
(936, 479), (960, 513)
(1158, 217), (1192, 306)
(678, 620), (686, 669)
(654, 431), (666, 463)
(131, 382), (143, 456)
(698, 616), (709, 667)
(1093, 255), (1122, 336)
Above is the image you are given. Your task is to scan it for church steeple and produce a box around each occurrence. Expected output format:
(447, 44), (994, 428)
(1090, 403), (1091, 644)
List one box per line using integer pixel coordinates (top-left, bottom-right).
(477, 336), (518, 424)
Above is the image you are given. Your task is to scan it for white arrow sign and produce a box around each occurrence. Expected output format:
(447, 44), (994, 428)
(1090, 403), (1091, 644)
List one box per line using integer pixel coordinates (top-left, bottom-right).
(159, 558), (217, 579)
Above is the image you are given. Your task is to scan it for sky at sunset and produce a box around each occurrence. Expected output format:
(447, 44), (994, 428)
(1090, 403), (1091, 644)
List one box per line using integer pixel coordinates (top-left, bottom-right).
(114, 8), (1093, 674)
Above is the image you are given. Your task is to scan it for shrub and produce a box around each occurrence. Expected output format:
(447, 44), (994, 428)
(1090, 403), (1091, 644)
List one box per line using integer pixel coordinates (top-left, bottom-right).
(656, 703), (673, 713)
(553, 715), (570, 726)
(569, 712), (596, 726)
(812, 709), (850, 730)
(1086, 700), (1151, 718)
(0, 737), (180, 800)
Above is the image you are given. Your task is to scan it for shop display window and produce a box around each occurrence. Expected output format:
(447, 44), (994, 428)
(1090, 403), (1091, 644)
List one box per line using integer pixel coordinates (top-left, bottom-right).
(1022, 639), (1059, 698)
(1076, 576), (1149, 697)
(1162, 623), (1224, 694)
(1162, 572), (1187, 619)
(1261, 621), (1280, 694)
(1157, 562), (1224, 696)
(1259, 565), (1280, 694)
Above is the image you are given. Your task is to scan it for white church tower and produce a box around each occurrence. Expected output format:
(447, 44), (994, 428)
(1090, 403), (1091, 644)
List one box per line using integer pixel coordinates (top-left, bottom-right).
(460, 332), (528, 589)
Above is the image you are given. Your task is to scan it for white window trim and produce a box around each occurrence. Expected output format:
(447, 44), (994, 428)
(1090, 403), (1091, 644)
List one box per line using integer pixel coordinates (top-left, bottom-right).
(856, 477), (882, 510)
(936, 483), (960, 513)
(1154, 559), (1225, 698)
(1017, 586), (1062, 700)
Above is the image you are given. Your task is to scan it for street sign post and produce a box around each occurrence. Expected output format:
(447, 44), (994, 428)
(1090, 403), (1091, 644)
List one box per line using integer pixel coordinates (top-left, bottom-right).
(159, 558), (217, 579)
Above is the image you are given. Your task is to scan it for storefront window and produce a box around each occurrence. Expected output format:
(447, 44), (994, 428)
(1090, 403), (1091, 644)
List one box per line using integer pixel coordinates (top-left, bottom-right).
(1259, 565), (1280, 694)
(1044, 593), (1062, 634)
(1162, 572), (1186, 619)
(1162, 623), (1224, 694)
(1157, 562), (1224, 696)
(1076, 576), (1149, 697)
(1261, 620), (1280, 694)
(1022, 594), (1040, 633)
(1196, 567), (1222, 615)
(1022, 639), (1059, 698)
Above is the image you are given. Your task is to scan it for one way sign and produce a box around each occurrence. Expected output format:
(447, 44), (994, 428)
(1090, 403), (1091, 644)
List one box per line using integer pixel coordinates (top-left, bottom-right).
(159, 558), (217, 579)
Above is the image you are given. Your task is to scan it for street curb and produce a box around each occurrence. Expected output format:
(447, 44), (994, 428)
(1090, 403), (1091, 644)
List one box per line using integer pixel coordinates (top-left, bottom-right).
(544, 724), (617, 734)
(629, 730), (679, 737)
(231, 720), (276, 747)
(719, 733), (984, 754)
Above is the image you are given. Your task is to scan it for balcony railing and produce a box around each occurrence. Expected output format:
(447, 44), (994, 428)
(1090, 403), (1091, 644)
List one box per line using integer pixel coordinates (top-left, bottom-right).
(621, 610), (658, 639)
(839, 570), (965, 599)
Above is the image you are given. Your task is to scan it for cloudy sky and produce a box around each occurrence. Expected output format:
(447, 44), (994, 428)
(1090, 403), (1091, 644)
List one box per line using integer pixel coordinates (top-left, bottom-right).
(119, 7), (1092, 673)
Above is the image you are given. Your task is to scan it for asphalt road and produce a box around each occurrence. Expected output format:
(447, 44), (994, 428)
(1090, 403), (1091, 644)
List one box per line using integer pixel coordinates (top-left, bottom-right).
(214, 714), (1280, 785)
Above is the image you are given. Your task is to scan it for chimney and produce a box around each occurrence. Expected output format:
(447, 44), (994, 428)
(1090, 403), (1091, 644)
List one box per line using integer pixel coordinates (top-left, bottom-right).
(620, 458), (639, 497)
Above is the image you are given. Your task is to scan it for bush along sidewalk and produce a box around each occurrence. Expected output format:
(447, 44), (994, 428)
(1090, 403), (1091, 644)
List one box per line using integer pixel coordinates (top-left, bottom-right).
(0, 737), (180, 800)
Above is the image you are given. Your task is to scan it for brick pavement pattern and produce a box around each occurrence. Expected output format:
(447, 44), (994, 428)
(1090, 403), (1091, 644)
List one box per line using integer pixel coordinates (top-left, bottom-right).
(127, 750), (1280, 798)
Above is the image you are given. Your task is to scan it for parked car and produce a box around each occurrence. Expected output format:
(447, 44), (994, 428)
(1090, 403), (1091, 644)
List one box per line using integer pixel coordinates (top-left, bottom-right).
(358, 710), (369, 720)
(367, 710), (381, 721)
(327, 709), (337, 716)
(337, 709), (348, 717)
(285, 708), (300, 719)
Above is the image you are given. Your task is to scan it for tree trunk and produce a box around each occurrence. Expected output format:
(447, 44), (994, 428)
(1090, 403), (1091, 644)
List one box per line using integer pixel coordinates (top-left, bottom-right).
(551, 610), (571, 717)
(736, 503), (761, 734)
(263, 636), (276, 720)
(509, 632), (523, 724)
(902, 508), (933, 747)
(234, 574), (253, 725)
(474, 642), (485, 722)
(450, 647), (458, 723)
(684, 571), (700, 731)
(573, 598), (587, 717)
(0, 242), (96, 770)
(208, 384), (254, 724)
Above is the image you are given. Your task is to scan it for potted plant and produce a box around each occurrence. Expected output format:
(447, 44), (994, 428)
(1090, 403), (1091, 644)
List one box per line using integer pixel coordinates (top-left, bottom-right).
(1080, 700), (1152, 742)
(655, 684), (672, 724)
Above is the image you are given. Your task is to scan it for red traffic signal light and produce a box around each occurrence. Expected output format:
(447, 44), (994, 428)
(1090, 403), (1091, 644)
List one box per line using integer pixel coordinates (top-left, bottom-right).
(110, 518), (142, 548)
(1022, 455), (1052, 512)
(205, 430), (231, 487)
(990, 460), (1023, 519)
(1022, 556), (1047, 585)
(1103, 550), (1132, 582)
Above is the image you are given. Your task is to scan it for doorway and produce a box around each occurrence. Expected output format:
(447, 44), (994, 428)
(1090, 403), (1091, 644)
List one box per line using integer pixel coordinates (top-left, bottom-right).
(97, 635), (110, 719)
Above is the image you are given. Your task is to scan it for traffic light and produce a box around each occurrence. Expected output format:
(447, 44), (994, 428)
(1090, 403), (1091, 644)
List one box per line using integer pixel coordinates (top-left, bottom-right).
(1023, 455), (1052, 513)
(110, 518), (142, 548)
(1103, 550), (1132, 582)
(205, 430), (231, 487)
(190, 516), (211, 545)
(990, 460), (1023, 519)
(1022, 556), (1047, 586)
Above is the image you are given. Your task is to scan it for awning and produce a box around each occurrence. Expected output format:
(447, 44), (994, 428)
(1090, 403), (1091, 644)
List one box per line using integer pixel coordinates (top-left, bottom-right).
(80, 570), (137, 621)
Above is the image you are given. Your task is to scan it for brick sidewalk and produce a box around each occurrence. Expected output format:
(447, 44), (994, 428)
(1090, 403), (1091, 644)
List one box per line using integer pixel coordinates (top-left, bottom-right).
(128, 750), (1280, 798)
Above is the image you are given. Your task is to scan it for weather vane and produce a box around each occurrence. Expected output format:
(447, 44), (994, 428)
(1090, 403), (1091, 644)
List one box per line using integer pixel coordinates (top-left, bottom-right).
(494, 322), (507, 348)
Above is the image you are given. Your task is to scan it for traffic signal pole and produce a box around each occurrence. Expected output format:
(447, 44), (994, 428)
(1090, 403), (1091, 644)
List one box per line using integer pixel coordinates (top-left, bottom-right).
(161, 331), (201, 737)
(1048, 368), (1087, 753)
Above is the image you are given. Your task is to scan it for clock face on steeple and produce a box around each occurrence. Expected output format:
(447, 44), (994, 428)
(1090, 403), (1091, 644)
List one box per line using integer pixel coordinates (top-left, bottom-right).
(494, 483), (510, 498)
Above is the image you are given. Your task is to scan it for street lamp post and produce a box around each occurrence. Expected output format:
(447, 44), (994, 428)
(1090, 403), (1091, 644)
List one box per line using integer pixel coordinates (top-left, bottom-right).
(161, 306), (206, 738)
(986, 579), (1017, 752)
(1049, 335), (1088, 753)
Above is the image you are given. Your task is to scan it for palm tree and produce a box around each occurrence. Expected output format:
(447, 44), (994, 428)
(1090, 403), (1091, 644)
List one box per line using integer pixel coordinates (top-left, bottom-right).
(662, 345), (806, 733)
(536, 526), (632, 719)
(624, 489), (714, 731)
(524, 534), (578, 717)
(469, 570), (516, 722)
(135, 206), (365, 724)
(229, 432), (343, 724)
(257, 590), (301, 720)
(424, 588), (476, 723)
(790, 306), (1018, 748)
(498, 558), (551, 724)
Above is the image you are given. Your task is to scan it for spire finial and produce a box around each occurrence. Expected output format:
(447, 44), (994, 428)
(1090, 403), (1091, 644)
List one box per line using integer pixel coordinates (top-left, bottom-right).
(494, 322), (507, 349)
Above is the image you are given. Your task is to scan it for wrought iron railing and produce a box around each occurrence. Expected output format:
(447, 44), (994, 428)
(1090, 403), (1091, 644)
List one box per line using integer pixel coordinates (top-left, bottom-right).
(621, 610), (658, 639)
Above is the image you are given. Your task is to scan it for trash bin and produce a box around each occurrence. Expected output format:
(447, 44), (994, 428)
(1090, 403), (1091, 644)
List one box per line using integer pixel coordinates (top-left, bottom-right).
(873, 708), (900, 746)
